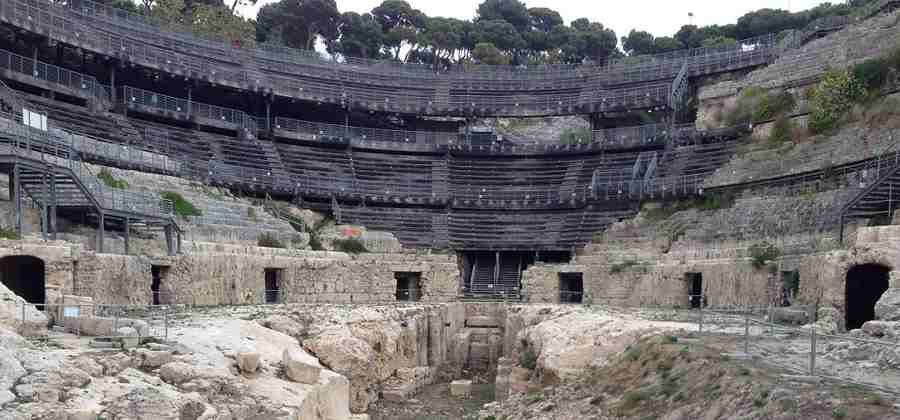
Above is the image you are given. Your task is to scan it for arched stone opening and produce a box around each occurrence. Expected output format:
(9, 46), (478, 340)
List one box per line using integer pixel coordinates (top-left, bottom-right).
(845, 264), (890, 330)
(0, 255), (46, 306)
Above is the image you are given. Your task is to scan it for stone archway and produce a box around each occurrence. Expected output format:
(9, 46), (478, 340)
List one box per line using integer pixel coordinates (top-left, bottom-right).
(845, 263), (890, 330)
(0, 255), (46, 305)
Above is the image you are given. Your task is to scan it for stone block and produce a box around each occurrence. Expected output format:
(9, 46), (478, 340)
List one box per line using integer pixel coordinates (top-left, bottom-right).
(769, 307), (809, 325)
(283, 347), (321, 384)
(237, 350), (261, 374)
(134, 349), (173, 368)
(117, 327), (139, 349)
(450, 380), (471, 398)
(66, 409), (98, 420)
(75, 317), (149, 337)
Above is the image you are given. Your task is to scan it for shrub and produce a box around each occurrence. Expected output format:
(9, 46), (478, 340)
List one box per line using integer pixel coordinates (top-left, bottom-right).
(808, 70), (866, 134)
(307, 217), (332, 251)
(333, 237), (368, 254)
(853, 57), (891, 91)
(559, 126), (592, 145)
(832, 407), (847, 419)
(97, 169), (129, 189)
(0, 226), (19, 240)
(308, 235), (324, 250)
(749, 242), (781, 269)
(160, 191), (202, 219)
(769, 116), (793, 145)
(727, 88), (795, 126)
(726, 87), (764, 126)
(257, 232), (284, 248)
(753, 90), (796, 122)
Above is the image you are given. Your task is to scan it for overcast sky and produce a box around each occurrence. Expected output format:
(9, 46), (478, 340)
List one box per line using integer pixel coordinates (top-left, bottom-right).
(238, 0), (832, 40)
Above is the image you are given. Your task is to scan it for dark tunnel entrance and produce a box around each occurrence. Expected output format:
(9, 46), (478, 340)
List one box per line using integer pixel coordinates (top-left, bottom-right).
(0, 255), (46, 306)
(845, 264), (890, 330)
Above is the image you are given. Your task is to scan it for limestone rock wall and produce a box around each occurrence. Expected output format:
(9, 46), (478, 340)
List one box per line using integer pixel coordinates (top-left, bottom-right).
(69, 249), (459, 306)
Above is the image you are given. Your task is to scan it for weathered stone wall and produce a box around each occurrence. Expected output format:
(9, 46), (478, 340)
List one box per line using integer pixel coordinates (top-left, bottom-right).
(522, 259), (771, 308)
(69, 249), (459, 306)
(0, 238), (459, 307)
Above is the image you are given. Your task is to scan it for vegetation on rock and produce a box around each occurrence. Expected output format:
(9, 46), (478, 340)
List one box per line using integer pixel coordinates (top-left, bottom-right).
(726, 87), (796, 126)
(333, 237), (368, 254)
(749, 241), (781, 270)
(160, 191), (202, 219)
(808, 69), (866, 134)
(97, 169), (129, 190)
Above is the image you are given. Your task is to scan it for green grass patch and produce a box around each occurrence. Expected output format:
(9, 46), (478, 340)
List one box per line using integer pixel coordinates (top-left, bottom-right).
(97, 169), (129, 189)
(160, 191), (202, 219)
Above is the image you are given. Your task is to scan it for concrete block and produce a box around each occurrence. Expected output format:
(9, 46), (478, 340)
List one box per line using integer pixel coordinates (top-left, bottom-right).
(450, 379), (472, 398)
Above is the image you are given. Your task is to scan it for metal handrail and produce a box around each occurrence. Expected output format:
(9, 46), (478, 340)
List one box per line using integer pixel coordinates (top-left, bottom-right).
(0, 114), (174, 219)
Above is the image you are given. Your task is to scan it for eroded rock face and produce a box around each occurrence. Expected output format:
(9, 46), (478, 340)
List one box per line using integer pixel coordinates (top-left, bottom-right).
(284, 347), (322, 384)
(504, 306), (682, 386)
(305, 326), (377, 413)
(0, 326), (26, 406)
(875, 288), (900, 321)
(0, 281), (47, 336)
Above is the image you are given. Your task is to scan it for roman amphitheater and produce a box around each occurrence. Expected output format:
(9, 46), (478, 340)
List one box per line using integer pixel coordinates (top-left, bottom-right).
(5, 0), (900, 419)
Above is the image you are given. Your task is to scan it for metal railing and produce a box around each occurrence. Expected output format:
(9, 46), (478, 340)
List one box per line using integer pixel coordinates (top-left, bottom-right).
(122, 85), (256, 130)
(0, 0), (780, 116)
(16, 301), (170, 341)
(0, 114), (174, 219)
(0, 48), (108, 100)
(697, 305), (900, 395)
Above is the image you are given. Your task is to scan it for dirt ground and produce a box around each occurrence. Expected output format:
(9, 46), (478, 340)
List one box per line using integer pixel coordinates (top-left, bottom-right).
(369, 382), (495, 420)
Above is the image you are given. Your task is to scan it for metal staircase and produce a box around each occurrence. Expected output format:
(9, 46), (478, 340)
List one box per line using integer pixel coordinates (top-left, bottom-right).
(469, 256), (496, 295)
(841, 164), (900, 227)
(0, 115), (180, 254)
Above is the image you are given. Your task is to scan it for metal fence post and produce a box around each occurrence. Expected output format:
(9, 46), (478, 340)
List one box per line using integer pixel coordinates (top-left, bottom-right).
(744, 313), (750, 355)
(809, 325), (816, 376)
(164, 306), (169, 342)
(698, 299), (704, 334)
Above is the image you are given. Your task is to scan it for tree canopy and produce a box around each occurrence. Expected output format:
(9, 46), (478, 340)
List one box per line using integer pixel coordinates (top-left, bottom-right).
(117, 0), (885, 67)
